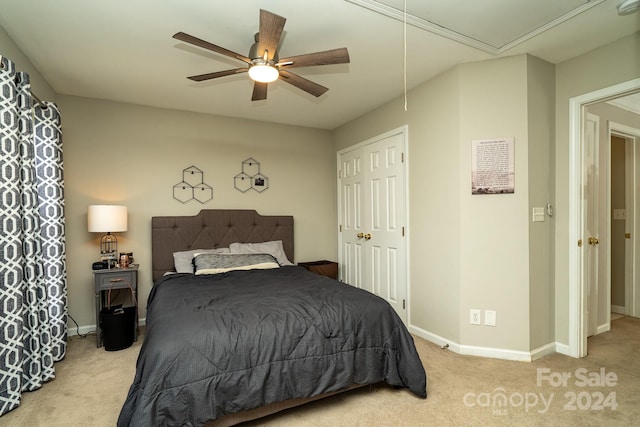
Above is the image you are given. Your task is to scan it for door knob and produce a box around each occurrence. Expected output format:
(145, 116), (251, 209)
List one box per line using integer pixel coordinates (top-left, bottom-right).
(357, 232), (364, 239)
(588, 237), (600, 245)
(364, 233), (372, 240)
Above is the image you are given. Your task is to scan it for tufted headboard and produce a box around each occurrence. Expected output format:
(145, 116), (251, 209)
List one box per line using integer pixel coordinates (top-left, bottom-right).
(151, 209), (294, 282)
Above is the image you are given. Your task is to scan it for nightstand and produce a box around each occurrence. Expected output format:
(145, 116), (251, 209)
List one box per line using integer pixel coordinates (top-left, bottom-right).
(298, 260), (338, 280)
(93, 265), (138, 347)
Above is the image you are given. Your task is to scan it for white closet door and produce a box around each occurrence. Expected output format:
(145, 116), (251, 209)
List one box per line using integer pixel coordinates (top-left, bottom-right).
(339, 128), (407, 321)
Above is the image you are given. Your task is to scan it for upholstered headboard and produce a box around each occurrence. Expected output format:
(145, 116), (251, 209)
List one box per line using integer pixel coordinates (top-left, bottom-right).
(151, 209), (294, 282)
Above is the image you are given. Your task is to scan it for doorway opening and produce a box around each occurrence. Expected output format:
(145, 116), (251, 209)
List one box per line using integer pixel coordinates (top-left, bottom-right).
(569, 78), (640, 358)
(609, 123), (640, 320)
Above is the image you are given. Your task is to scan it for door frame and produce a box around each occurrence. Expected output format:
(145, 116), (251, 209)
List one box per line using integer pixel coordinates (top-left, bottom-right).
(337, 125), (410, 323)
(608, 121), (640, 318)
(569, 78), (640, 358)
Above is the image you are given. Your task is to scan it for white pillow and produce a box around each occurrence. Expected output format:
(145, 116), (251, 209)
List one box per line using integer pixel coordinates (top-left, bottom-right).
(173, 247), (230, 273)
(194, 253), (279, 275)
(229, 240), (293, 266)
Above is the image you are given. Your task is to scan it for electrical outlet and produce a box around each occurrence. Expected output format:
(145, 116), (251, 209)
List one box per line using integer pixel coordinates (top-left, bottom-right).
(470, 309), (481, 325)
(485, 310), (496, 327)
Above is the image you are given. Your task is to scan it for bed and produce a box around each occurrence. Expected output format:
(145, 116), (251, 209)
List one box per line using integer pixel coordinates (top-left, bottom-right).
(118, 209), (427, 426)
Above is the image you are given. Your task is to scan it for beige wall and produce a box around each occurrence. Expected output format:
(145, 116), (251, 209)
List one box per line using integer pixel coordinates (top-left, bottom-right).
(458, 55), (532, 352)
(554, 32), (640, 345)
(335, 32), (640, 354)
(526, 56), (556, 349)
(334, 68), (463, 343)
(334, 54), (556, 353)
(58, 95), (337, 326)
(0, 26), (55, 101)
(4, 19), (639, 356)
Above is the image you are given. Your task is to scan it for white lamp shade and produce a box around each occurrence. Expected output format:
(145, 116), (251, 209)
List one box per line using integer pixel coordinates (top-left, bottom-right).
(88, 205), (128, 233)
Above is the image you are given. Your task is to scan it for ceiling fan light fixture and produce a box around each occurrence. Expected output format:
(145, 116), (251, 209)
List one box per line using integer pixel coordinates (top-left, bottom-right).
(618, 0), (640, 15)
(248, 64), (279, 83)
(175, 10), (349, 100)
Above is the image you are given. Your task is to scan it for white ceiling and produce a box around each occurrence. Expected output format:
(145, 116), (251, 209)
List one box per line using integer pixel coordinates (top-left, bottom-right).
(607, 93), (640, 114)
(0, 0), (638, 130)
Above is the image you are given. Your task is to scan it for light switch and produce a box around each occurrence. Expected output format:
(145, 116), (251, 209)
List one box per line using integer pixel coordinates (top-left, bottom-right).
(532, 207), (545, 222)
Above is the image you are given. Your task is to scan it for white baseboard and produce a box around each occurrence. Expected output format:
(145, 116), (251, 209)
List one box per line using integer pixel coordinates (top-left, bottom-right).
(529, 342), (557, 361)
(554, 341), (571, 356)
(457, 343), (532, 362)
(68, 318), (146, 337)
(408, 324), (559, 362)
(611, 305), (625, 314)
(408, 324), (462, 353)
(596, 322), (611, 335)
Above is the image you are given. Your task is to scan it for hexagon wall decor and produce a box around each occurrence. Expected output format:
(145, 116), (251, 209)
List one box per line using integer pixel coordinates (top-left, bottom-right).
(234, 158), (269, 193)
(173, 165), (213, 203)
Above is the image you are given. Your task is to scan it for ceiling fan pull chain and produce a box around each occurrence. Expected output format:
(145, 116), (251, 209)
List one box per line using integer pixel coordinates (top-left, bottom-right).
(403, 0), (408, 112)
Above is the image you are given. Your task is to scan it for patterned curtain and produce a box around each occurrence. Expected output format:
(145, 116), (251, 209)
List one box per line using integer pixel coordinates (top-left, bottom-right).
(0, 55), (67, 416)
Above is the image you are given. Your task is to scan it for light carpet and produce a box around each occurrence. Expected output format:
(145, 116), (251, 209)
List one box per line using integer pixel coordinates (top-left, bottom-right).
(2, 316), (639, 426)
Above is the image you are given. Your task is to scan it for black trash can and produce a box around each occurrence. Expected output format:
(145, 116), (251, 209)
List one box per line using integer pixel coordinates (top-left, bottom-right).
(100, 305), (136, 351)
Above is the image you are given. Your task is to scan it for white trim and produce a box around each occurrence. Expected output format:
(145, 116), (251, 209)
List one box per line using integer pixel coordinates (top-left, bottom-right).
(611, 304), (626, 314)
(568, 78), (640, 359)
(596, 323), (611, 335)
(344, 0), (604, 55)
(458, 344), (532, 362)
(604, 114), (612, 335)
(68, 317), (146, 337)
(337, 125), (410, 324)
(555, 341), (571, 356)
(530, 343), (557, 361)
(569, 94), (585, 358)
(404, 126), (412, 326)
(408, 324), (461, 354)
(409, 325), (557, 362)
(68, 324), (95, 337)
(609, 121), (640, 318)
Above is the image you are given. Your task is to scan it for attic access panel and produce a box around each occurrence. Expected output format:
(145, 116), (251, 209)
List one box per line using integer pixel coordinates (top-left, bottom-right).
(347, 0), (605, 54)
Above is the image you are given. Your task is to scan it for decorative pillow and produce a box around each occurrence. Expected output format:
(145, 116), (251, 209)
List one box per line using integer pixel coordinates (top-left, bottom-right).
(229, 240), (293, 266)
(173, 247), (230, 273)
(193, 253), (279, 275)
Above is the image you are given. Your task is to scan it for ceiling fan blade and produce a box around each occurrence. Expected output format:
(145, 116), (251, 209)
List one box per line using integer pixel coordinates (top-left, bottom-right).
(278, 48), (350, 69)
(187, 68), (247, 82)
(252, 82), (268, 101)
(278, 69), (328, 97)
(257, 9), (286, 61)
(173, 32), (251, 64)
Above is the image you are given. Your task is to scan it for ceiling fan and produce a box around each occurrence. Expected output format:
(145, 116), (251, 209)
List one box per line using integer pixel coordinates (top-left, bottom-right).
(173, 9), (350, 101)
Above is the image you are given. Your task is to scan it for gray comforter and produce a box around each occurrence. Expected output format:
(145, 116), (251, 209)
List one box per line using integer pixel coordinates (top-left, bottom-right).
(118, 266), (427, 426)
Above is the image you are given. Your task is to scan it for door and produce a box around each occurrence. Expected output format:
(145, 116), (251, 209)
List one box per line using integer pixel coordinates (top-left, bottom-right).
(610, 135), (627, 317)
(568, 79), (640, 358)
(338, 128), (407, 321)
(584, 112), (600, 338)
(609, 122), (640, 318)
